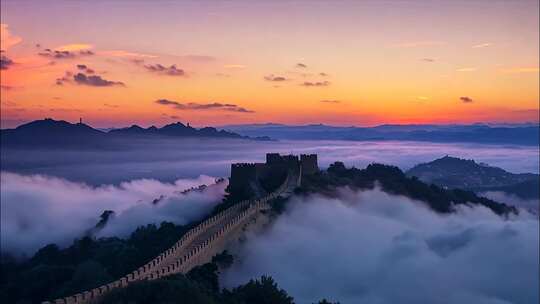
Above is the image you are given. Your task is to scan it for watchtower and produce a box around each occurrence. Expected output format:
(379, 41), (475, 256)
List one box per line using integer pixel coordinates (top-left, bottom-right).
(300, 154), (318, 175)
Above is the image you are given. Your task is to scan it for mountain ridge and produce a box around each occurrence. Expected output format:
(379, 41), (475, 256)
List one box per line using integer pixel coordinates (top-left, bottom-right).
(0, 118), (270, 148)
(221, 123), (539, 145)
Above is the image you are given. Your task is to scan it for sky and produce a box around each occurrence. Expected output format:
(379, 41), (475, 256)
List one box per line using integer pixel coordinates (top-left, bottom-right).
(1, 0), (538, 128)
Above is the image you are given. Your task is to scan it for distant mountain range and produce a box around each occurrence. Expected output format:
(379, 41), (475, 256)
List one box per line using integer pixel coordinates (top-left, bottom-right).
(406, 156), (539, 200)
(221, 123), (539, 145)
(0, 119), (269, 148)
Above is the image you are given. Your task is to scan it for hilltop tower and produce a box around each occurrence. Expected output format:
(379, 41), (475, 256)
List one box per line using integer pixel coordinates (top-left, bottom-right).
(300, 154), (318, 175)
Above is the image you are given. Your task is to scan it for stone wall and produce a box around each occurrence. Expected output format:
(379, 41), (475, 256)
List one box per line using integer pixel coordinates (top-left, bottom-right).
(300, 154), (318, 175)
(42, 171), (293, 304)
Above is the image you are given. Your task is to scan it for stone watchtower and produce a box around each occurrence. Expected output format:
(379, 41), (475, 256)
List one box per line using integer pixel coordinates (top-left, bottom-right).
(300, 154), (318, 175)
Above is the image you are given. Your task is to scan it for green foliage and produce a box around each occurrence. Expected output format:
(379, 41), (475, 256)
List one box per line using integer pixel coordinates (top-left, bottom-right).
(222, 276), (294, 304)
(100, 274), (217, 304)
(314, 300), (340, 304)
(1, 222), (189, 303)
(100, 264), (294, 304)
(211, 250), (234, 269)
(301, 162), (517, 215)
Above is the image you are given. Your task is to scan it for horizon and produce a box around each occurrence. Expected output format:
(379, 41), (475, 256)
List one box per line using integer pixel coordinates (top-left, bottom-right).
(2, 117), (539, 130)
(1, 0), (539, 128)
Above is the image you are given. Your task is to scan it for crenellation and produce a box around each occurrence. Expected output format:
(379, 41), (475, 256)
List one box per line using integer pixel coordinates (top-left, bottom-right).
(44, 155), (301, 304)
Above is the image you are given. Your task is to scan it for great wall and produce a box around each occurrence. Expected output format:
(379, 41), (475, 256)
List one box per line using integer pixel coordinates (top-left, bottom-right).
(43, 153), (318, 304)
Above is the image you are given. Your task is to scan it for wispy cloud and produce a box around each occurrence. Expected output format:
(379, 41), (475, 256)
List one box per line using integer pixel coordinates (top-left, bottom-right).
(0, 24), (22, 51)
(73, 73), (125, 87)
(76, 64), (95, 74)
(500, 67), (539, 74)
(100, 50), (158, 58)
(264, 74), (287, 81)
(456, 67), (477, 72)
(421, 58), (435, 62)
(391, 41), (446, 48)
(0, 54), (14, 70)
(320, 99), (340, 103)
(143, 63), (185, 76)
(296, 63), (307, 68)
(56, 66), (125, 87)
(56, 44), (93, 52)
(472, 43), (492, 48)
(155, 99), (254, 113)
(39, 48), (94, 59)
(302, 81), (330, 87)
(460, 96), (474, 103)
(179, 55), (215, 62)
(224, 64), (246, 69)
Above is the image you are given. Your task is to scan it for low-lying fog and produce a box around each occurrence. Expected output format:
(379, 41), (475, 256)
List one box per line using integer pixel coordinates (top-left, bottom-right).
(2, 139), (538, 185)
(1, 138), (538, 301)
(222, 188), (539, 304)
(1, 139), (538, 257)
(1, 172), (225, 256)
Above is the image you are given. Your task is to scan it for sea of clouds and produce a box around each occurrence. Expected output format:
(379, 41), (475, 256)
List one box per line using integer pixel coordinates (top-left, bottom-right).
(2, 139), (538, 185)
(222, 188), (539, 304)
(0, 172), (225, 257)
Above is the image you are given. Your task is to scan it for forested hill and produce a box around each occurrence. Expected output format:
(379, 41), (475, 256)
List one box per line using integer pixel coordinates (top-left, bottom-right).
(299, 162), (517, 216)
(1, 160), (517, 303)
(406, 156), (539, 199)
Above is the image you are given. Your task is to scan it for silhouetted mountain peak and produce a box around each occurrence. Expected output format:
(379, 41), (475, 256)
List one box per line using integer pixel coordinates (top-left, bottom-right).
(13, 118), (102, 135)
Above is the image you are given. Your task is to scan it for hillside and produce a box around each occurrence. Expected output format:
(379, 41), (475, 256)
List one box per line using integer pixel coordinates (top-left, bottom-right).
(299, 161), (517, 215)
(0, 119), (266, 148)
(405, 156), (538, 199)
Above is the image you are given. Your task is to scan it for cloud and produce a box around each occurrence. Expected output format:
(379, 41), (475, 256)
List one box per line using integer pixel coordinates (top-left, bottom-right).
(76, 64), (95, 74)
(320, 100), (340, 103)
(296, 63), (307, 68)
(0, 24), (22, 51)
(0, 55), (14, 70)
(480, 191), (539, 213)
(0, 172), (224, 256)
(264, 74), (287, 82)
(222, 188), (539, 304)
(319, 72), (329, 77)
(391, 41), (446, 48)
(101, 50), (158, 58)
(500, 67), (539, 74)
(39, 48), (95, 59)
(56, 67), (124, 87)
(1, 85), (15, 90)
(155, 99), (254, 113)
(179, 55), (215, 62)
(460, 96), (474, 103)
(472, 43), (492, 48)
(422, 58), (435, 62)
(144, 63), (185, 76)
(456, 67), (477, 72)
(302, 81), (330, 87)
(56, 44), (93, 52)
(224, 64), (246, 69)
(73, 73), (125, 87)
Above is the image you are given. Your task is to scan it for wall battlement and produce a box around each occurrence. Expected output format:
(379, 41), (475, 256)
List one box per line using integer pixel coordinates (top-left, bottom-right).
(300, 154), (319, 175)
(229, 153), (316, 192)
(43, 157), (298, 304)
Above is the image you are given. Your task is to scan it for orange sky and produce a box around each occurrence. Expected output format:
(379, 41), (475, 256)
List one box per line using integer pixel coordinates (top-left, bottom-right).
(1, 0), (538, 128)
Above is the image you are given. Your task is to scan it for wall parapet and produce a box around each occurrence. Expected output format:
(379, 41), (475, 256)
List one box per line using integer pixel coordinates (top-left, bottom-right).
(43, 166), (297, 304)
